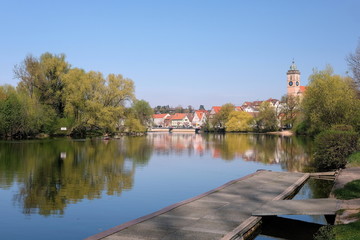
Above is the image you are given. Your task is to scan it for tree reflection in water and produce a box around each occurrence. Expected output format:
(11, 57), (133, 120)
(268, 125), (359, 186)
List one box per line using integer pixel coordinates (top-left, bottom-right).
(0, 133), (314, 216)
(150, 133), (314, 171)
(0, 138), (152, 215)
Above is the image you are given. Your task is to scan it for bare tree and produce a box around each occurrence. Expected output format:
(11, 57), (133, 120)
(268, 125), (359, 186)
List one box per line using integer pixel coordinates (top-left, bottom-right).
(346, 40), (360, 87)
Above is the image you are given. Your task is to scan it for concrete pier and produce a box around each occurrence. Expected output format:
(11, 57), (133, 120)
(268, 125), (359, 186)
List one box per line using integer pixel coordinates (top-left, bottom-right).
(85, 170), (309, 240)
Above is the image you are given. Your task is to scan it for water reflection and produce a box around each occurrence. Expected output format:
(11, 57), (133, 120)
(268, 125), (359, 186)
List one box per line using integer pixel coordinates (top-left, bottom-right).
(0, 138), (152, 215)
(0, 133), (314, 216)
(150, 133), (314, 171)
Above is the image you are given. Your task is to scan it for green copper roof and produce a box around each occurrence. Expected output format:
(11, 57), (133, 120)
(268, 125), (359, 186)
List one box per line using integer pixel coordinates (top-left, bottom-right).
(290, 60), (297, 70)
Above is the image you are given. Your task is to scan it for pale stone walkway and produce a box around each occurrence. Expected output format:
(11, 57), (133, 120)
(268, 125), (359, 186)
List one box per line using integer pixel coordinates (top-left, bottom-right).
(253, 198), (341, 216)
(85, 171), (308, 240)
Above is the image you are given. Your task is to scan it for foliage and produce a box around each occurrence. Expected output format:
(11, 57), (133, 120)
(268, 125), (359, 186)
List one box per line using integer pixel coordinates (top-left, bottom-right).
(154, 105), (171, 114)
(301, 66), (360, 135)
(333, 180), (360, 200)
(313, 225), (335, 240)
(0, 86), (26, 137)
(313, 129), (359, 170)
(347, 151), (360, 167)
(333, 220), (360, 240)
(294, 119), (310, 135)
(131, 99), (153, 127)
(6, 53), (138, 138)
(124, 117), (146, 133)
(280, 94), (300, 128)
(15, 53), (70, 117)
(254, 101), (278, 132)
(211, 103), (235, 130)
(225, 111), (253, 132)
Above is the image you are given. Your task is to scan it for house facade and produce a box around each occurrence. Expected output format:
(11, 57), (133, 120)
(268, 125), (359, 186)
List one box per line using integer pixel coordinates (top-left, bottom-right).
(192, 110), (207, 127)
(169, 113), (191, 127)
(152, 114), (170, 127)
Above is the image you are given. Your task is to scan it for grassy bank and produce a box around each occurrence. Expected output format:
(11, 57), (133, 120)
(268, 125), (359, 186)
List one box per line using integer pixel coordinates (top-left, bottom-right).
(347, 151), (360, 167)
(314, 178), (360, 240)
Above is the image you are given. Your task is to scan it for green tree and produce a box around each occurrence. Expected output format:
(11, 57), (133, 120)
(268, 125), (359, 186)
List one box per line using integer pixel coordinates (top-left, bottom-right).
(301, 66), (360, 134)
(255, 101), (278, 132)
(211, 103), (235, 129)
(0, 86), (26, 137)
(225, 111), (253, 132)
(132, 100), (153, 127)
(280, 94), (300, 128)
(14, 53), (70, 117)
(63, 70), (135, 134)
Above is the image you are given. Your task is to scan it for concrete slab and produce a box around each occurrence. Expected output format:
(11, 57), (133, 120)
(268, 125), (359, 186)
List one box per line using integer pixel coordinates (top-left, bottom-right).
(86, 171), (310, 240)
(253, 198), (340, 216)
(332, 167), (360, 191)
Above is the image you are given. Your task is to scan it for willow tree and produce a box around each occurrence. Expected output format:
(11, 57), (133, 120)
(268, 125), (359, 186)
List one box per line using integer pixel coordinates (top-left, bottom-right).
(211, 103), (235, 129)
(225, 111), (253, 132)
(63, 71), (135, 133)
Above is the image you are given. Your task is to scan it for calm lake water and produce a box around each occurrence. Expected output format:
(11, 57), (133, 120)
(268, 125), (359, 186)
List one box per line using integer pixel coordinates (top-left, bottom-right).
(0, 133), (321, 240)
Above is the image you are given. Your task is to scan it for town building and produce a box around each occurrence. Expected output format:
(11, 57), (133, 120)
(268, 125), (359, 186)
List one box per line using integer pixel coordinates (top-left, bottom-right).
(287, 61), (306, 97)
(152, 114), (170, 127)
(168, 113), (191, 128)
(192, 110), (207, 127)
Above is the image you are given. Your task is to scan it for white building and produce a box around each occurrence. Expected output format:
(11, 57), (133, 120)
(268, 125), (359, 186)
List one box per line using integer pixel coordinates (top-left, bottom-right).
(152, 114), (170, 127)
(192, 111), (207, 127)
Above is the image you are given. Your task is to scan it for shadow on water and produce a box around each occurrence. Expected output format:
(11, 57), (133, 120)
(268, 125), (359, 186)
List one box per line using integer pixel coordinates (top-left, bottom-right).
(254, 179), (335, 240)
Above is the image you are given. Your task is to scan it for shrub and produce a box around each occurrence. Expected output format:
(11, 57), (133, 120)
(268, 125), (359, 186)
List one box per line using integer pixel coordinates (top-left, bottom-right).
(313, 225), (335, 240)
(294, 120), (310, 135)
(331, 124), (354, 132)
(313, 129), (359, 170)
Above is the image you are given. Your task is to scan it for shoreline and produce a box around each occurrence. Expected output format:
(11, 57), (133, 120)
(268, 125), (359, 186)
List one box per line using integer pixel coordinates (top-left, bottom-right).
(267, 130), (293, 136)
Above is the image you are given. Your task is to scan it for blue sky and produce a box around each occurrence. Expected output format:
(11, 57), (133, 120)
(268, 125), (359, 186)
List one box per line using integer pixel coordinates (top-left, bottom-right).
(0, 0), (359, 108)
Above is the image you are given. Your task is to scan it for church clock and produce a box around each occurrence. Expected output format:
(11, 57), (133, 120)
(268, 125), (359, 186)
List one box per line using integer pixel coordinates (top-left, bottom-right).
(286, 60), (301, 97)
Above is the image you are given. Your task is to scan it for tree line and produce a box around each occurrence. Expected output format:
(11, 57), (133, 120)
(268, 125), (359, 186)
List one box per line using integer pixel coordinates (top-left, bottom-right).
(0, 53), (153, 139)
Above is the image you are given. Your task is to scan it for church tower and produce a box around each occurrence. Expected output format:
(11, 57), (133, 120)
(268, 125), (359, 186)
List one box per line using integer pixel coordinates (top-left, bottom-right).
(287, 61), (301, 96)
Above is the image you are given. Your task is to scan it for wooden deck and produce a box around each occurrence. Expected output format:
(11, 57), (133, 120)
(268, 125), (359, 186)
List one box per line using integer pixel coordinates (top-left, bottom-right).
(85, 170), (310, 240)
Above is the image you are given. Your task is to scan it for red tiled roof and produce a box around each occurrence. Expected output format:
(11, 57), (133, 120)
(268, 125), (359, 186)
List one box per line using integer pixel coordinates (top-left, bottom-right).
(195, 111), (204, 119)
(212, 106), (222, 113)
(235, 106), (243, 111)
(300, 86), (307, 92)
(153, 114), (168, 119)
(253, 101), (263, 106)
(170, 113), (188, 120)
(197, 109), (208, 113)
(266, 98), (279, 103)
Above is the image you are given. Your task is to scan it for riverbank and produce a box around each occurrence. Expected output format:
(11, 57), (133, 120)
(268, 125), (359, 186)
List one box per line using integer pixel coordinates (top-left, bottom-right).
(331, 166), (360, 225)
(267, 130), (293, 136)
